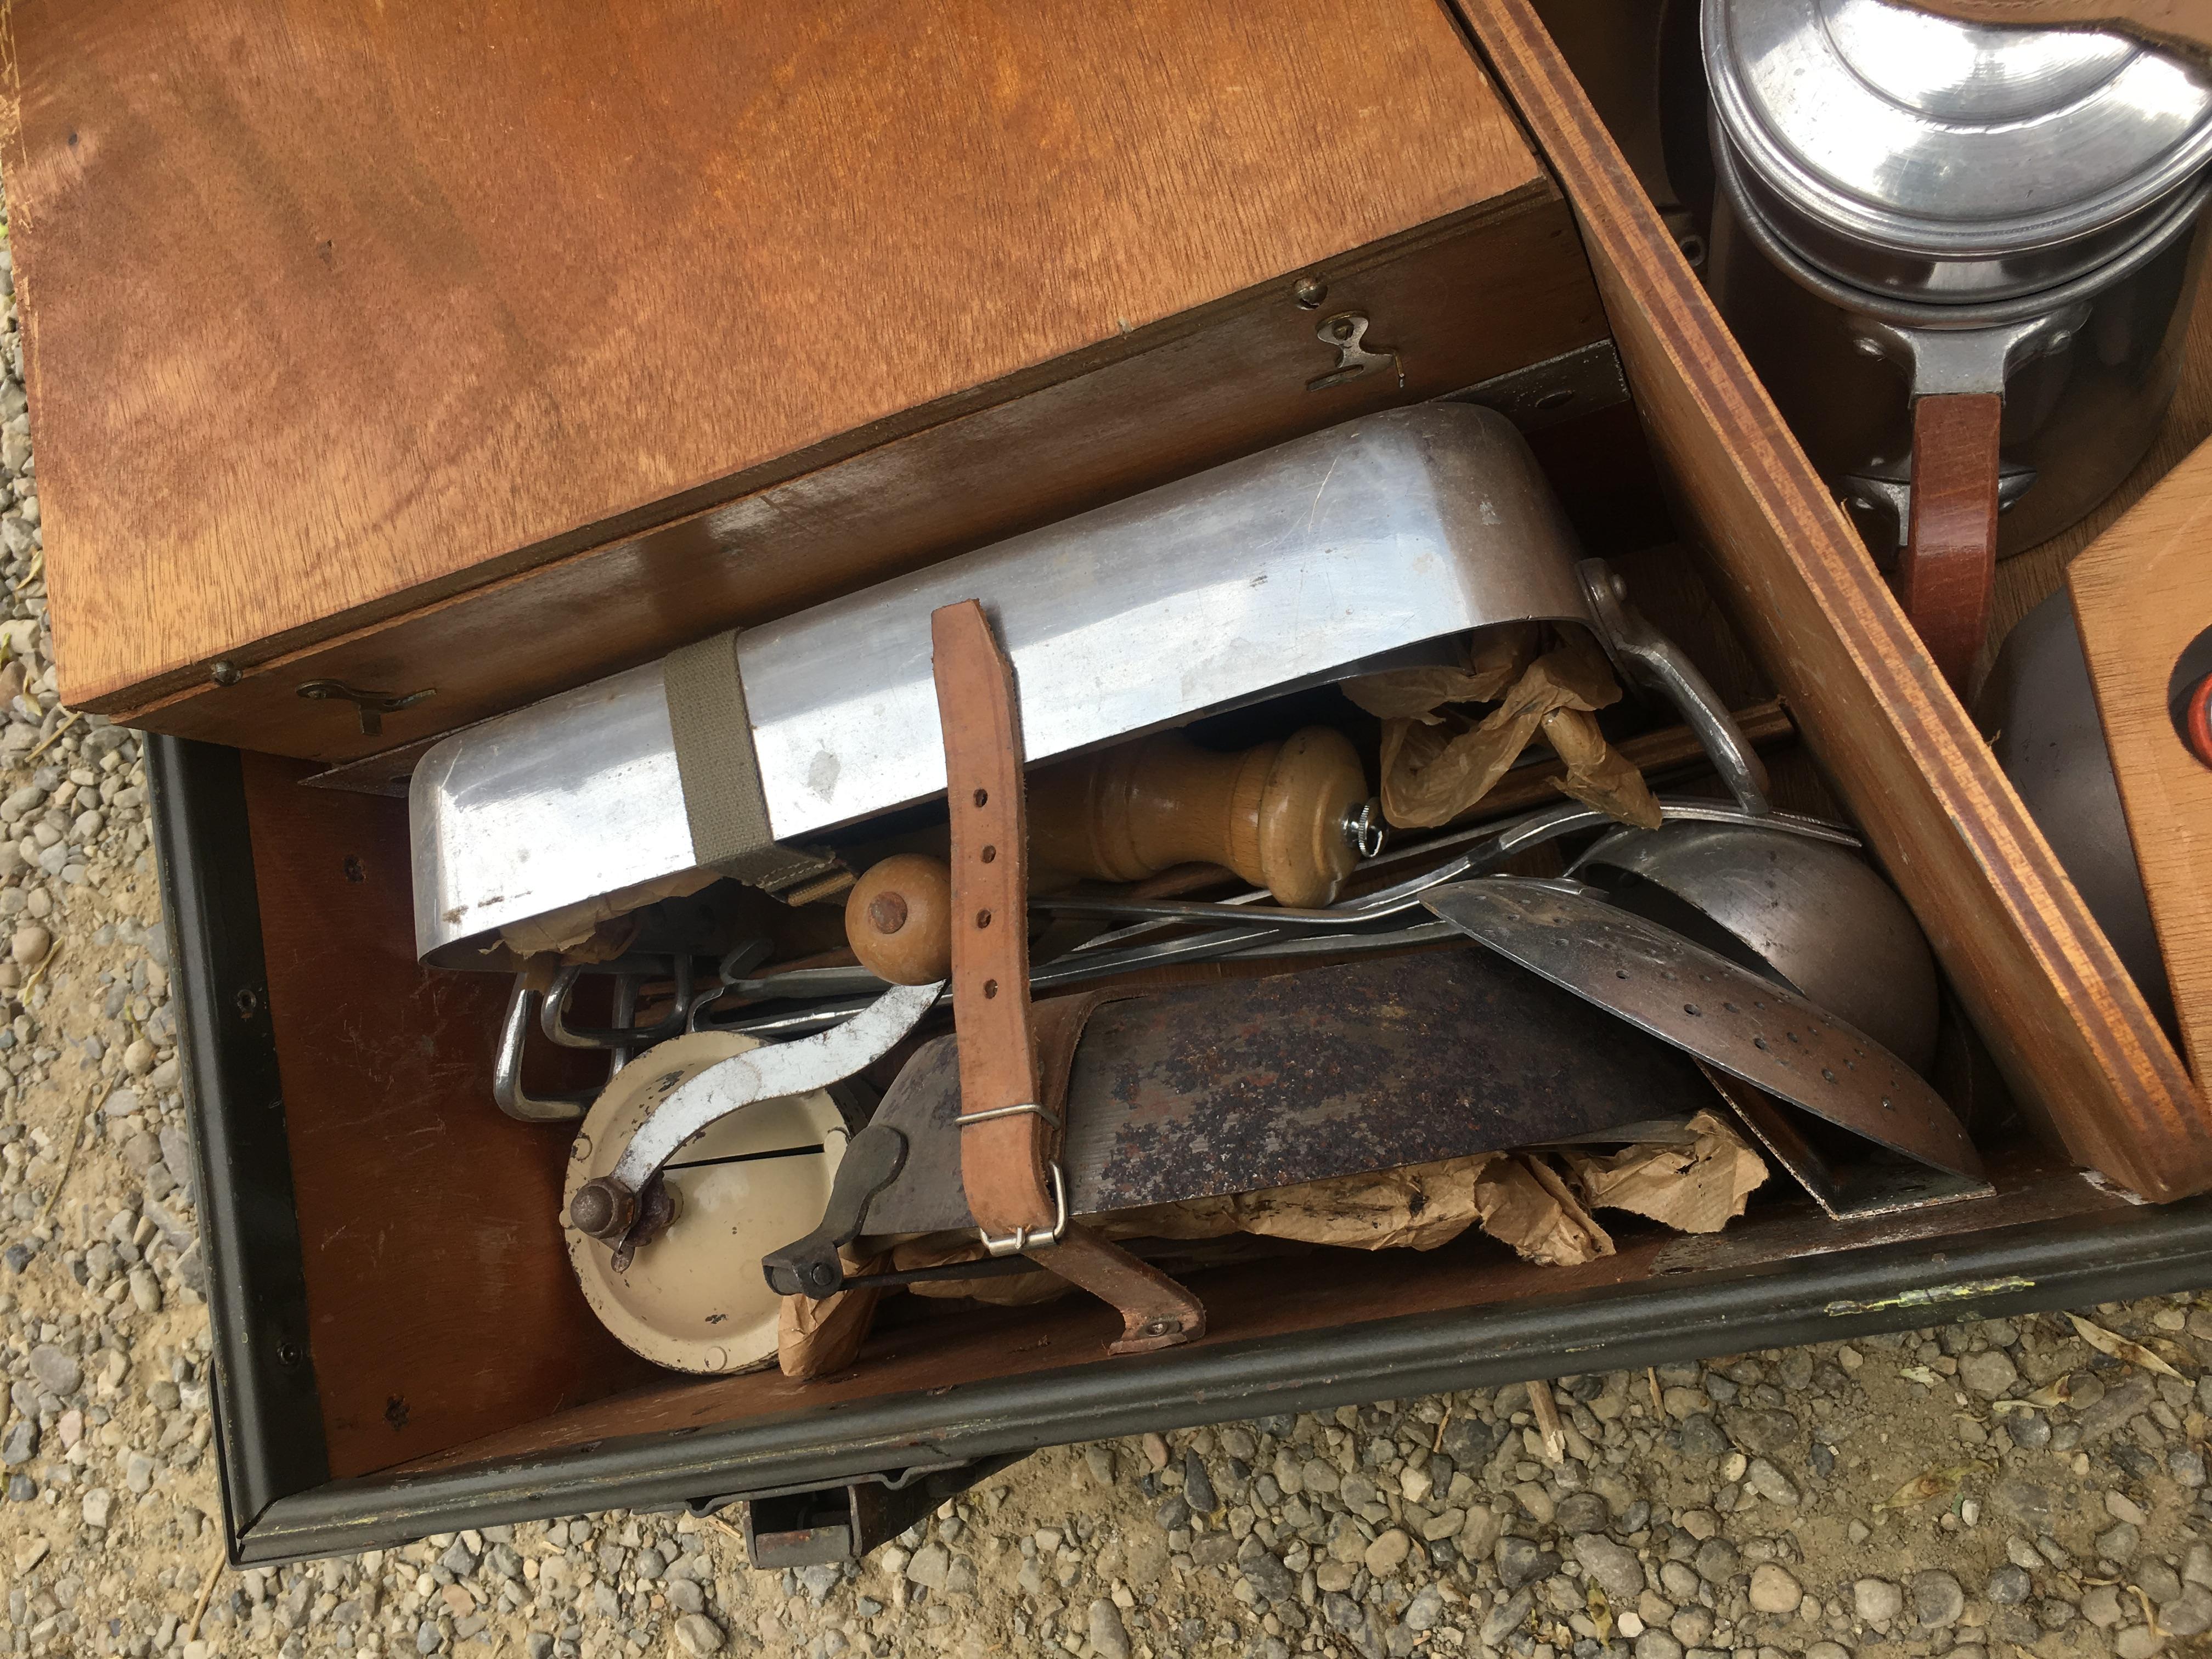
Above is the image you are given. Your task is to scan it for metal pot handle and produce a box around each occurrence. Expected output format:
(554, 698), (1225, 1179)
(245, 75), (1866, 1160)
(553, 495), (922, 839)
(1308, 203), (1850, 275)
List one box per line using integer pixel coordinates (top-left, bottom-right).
(1844, 305), (2090, 691)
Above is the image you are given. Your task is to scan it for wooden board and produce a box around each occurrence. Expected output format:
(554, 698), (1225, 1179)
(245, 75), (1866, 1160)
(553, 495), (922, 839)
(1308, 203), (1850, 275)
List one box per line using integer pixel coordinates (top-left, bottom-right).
(239, 754), (661, 1477)
(2068, 442), (2212, 1081)
(1457, 0), (2212, 1199)
(4, 0), (1597, 757)
(390, 1147), (2119, 1474)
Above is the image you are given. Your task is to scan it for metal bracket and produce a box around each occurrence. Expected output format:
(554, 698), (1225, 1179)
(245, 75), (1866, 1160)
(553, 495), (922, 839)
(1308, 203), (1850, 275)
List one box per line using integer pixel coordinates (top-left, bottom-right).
(1306, 312), (1401, 392)
(1846, 305), (2089, 400)
(1576, 558), (1771, 817)
(1446, 339), (1630, 433)
(761, 1123), (910, 1297)
(296, 679), (436, 737)
(720, 1454), (1032, 1569)
(1841, 462), (2038, 562)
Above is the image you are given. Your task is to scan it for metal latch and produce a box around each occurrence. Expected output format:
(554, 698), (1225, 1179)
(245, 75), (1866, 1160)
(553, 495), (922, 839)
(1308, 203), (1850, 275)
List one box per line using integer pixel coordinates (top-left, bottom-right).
(296, 679), (437, 736)
(1307, 312), (1401, 392)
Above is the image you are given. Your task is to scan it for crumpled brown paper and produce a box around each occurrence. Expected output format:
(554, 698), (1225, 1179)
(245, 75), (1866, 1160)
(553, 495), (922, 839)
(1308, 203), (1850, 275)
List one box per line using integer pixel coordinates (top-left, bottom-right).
(882, 1149), (1621, 1295)
(1344, 624), (1661, 831)
(1558, 1110), (1767, 1234)
(499, 867), (722, 962)
(777, 1249), (889, 1379)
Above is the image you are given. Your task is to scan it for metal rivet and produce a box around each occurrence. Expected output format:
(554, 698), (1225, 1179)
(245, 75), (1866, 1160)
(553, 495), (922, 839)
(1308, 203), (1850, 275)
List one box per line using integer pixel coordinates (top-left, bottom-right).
(868, 893), (909, 935)
(1293, 276), (1328, 309)
(210, 660), (242, 686)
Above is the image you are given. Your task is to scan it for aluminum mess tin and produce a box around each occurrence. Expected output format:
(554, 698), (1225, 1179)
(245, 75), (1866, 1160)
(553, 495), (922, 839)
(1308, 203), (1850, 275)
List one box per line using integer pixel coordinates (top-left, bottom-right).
(409, 405), (1600, 965)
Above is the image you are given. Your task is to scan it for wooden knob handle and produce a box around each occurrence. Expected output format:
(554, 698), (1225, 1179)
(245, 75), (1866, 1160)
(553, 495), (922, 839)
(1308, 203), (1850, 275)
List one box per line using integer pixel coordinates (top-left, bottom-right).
(843, 853), (952, 984)
(1028, 726), (1370, 906)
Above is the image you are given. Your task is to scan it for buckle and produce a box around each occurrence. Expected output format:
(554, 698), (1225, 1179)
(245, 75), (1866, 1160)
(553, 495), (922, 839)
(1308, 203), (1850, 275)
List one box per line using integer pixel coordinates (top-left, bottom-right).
(977, 1163), (1068, 1257)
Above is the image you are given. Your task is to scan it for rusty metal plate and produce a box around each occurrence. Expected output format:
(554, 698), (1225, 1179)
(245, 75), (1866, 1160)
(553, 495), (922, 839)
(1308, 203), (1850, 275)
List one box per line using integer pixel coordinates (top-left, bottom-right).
(859, 946), (1717, 1235)
(1422, 879), (1983, 1181)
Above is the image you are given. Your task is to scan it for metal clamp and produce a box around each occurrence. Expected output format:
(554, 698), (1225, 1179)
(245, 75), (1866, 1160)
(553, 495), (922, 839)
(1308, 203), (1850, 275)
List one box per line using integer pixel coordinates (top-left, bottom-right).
(978, 1163), (1068, 1257)
(955, 1101), (1062, 1130)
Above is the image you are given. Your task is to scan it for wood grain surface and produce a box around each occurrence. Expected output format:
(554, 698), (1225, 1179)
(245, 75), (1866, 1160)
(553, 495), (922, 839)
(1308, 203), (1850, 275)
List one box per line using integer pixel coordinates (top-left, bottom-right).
(1457, 0), (2211, 1198)
(2068, 441), (2212, 1081)
(5, 0), (1579, 744)
(1901, 394), (2003, 693)
(239, 754), (660, 1478)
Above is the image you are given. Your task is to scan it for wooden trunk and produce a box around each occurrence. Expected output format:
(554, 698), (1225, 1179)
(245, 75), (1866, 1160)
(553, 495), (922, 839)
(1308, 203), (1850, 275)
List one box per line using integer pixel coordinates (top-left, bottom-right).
(4, 0), (1602, 761)
(28, 0), (2212, 1559)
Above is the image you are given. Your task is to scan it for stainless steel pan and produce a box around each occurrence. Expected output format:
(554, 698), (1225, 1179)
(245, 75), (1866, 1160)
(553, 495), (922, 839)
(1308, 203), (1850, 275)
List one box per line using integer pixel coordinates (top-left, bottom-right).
(412, 404), (1763, 965)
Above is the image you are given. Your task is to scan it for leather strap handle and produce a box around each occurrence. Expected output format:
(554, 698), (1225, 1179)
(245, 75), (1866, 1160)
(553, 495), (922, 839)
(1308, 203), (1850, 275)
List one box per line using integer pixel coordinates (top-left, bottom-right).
(1900, 393), (2002, 695)
(931, 599), (1206, 1353)
(932, 599), (1054, 1238)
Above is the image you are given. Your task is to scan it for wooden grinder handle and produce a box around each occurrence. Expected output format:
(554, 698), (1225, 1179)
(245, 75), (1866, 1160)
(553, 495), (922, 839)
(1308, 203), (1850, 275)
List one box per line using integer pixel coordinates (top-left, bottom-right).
(1899, 393), (2002, 694)
(1029, 726), (1369, 908)
(845, 727), (1373, 980)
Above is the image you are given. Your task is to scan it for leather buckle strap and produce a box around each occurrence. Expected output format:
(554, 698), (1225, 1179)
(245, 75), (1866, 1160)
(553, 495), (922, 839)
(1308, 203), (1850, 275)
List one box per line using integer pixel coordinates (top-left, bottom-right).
(930, 599), (1059, 1242)
(930, 598), (1205, 1353)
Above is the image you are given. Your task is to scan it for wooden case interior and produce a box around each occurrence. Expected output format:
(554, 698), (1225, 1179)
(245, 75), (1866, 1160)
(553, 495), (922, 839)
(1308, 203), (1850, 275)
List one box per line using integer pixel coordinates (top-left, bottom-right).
(220, 0), (2204, 1498)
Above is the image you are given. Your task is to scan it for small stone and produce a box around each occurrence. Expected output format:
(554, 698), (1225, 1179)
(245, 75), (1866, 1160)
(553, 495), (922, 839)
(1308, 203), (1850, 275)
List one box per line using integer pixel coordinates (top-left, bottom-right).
(81, 1486), (112, 1528)
(1960, 1350), (2019, 1398)
(1141, 1432), (1170, 1470)
(27, 1344), (80, 1396)
(674, 1615), (725, 1656)
(2079, 1376), (2156, 1442)
(121, 1037), (156, 1076)
(1483, 1589), (1535, 1647)
(123, 1452), (154, 1494)
(1987, 1564), (2033, 1605)
(1183, 1451), (1218, 1515)
(1748, 1565), (1801, 1615)
(128, 1267), (162, 1313)
(14, 1534), (48, 1572)
(1678, 1415), (1728, 1461)
(1398, 1462), (1432, 1505)
(1402, 1582), (1446, 1632)
(1855, 1579), (1904, 1624)
(1089, 1598), (1131, 1659)
(9, 923), (48, 965)
(1084, 1444), (1116, 1485)
(1497, 1536), (1556, 1590)
(2163, 1585), (2212, 1638)
(2084, 1585), (2125, 1629)
(2188, 1543), (2212, 1589)
(905, 1542), (950, 1590)
(1691, 1538), (1739, 1583)
(1742, 1458), (1798, 1506)
(1572, 1533), (1644, 1603)
(414, 1622), (441, 1655)
(1634, 1632), (1684, 1659)
(2097, 1521), (2141, 1562)
(1554, 1491), (1610, 1534)
(1912, 1570), (1965, 1628)
(2107, 1491), (2149, 1526)
(2114, 1627), (2163, 1659)
(0, 1419), (35, 1466)
(1459, 1506), (1502, 1559)
(1364, 1530), (1410, 1577)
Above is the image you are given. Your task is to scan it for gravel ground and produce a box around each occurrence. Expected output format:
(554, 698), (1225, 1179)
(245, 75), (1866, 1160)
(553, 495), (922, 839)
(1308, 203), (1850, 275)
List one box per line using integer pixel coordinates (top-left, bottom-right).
(3, 234), (2212, 1659)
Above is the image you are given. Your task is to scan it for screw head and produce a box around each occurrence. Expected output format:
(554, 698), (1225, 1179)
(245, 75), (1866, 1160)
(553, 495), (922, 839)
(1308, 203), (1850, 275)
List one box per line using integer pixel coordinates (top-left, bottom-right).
(569, 1177), (635, 1240)
(210, 660), (242, 686)
(1293, 276), (1328, 309)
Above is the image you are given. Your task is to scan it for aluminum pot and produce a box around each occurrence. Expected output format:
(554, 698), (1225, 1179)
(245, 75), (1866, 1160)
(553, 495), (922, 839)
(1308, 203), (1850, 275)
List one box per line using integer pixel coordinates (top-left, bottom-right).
(1704, 0), (2212, 686)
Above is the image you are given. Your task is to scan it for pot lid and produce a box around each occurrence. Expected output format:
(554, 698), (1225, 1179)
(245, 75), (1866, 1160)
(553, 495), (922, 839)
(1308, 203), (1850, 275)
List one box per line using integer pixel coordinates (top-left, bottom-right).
(1706, 0), (2212, 258)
